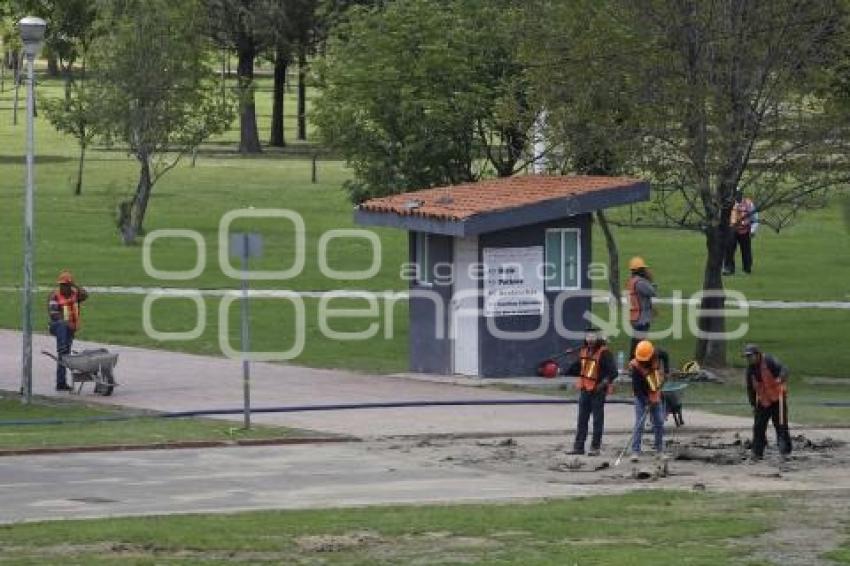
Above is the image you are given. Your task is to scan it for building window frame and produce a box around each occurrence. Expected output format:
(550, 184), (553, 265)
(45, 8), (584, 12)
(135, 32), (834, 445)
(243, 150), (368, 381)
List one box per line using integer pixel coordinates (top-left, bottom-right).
(414, 232), (433, 286)
(544, 228), (581, 291)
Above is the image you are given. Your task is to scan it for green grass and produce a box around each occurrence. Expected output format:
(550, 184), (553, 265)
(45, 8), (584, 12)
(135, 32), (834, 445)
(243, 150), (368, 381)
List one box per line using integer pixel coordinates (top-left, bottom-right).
(0, 395), (295, 449)
(0, 72), (848, 381)
(0, 491), (777, 564)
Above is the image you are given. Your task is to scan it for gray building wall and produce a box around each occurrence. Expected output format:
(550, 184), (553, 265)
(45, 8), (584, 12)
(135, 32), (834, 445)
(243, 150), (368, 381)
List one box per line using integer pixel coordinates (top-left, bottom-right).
(477, 214), (592, 377)
(407, 215), (593, 377)
(408, 233), (453, 374)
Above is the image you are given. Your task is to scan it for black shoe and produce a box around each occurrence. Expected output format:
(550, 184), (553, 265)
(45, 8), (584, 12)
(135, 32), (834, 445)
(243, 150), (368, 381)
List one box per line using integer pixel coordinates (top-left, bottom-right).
(566, 448), (585, 455)
(56, 384), (73, 391)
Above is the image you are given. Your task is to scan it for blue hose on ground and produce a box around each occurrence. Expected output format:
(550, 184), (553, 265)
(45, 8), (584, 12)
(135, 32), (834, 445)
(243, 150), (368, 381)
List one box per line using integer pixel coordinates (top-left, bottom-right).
(0, 398), (848, 427)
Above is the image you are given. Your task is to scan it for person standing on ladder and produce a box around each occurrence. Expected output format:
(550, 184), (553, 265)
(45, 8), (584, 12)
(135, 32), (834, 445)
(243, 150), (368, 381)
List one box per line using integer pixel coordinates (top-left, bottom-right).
(626, 256), (656, 359)
(565, 328), (618, 456)
(743, 344), (792, 462)
(629, 340), (668, 462)
(47, 270), (88, 391)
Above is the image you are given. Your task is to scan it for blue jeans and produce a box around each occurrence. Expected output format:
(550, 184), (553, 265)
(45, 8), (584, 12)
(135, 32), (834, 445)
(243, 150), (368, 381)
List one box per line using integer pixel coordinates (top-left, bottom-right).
(632, 396), (665, 453)
(49, 320), (74, 387)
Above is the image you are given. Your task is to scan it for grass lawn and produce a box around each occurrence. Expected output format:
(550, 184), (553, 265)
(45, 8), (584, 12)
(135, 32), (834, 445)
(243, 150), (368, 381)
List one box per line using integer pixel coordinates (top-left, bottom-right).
(0, 491), (778, 564)
(0, 73), (848, 380)
(0, 395), (295, 450)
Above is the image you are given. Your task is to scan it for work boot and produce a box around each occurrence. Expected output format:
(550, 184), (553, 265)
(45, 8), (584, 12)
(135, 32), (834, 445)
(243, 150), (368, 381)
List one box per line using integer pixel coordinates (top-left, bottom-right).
(587, 448), (600, 457)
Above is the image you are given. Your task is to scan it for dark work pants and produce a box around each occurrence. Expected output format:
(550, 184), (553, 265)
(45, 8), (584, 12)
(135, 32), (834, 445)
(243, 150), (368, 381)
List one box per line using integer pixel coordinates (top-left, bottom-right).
(752, 398), (792, 457)
(724, 230), (753, 274)
(573, 389), (606, 451)
(629, 322), (650, 360)
(49, 321), (74, 387)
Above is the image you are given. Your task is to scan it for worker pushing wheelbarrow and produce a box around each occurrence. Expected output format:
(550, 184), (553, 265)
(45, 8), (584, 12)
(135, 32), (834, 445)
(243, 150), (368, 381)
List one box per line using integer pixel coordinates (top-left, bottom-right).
(41, 348), (119, 396)
(43, 269), (120, 395)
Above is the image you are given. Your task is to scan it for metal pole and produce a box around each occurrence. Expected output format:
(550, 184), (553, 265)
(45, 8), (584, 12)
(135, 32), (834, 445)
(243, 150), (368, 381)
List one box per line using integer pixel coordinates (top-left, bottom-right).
(21, 53), (35, 404)
(241, 234), (251, 429)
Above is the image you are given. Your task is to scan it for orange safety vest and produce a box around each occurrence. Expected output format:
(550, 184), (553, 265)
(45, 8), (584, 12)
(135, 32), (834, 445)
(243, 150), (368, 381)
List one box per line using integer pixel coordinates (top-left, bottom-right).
(731, 199), (754, 235)
(53, 289), (82, 331)
(630, 358), (664, 404)
(578, 345), (609, 392)
(627, 275), (640, 323)
(753, 358), (785, 407)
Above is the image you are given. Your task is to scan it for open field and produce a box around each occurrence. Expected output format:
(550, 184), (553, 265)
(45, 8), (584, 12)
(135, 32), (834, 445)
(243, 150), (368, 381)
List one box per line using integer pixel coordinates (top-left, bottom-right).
(0, 74), (848, 381)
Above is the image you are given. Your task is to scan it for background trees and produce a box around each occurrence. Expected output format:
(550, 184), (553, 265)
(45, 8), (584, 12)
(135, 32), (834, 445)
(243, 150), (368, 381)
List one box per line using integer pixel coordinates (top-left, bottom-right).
(313, 0), (535, 203)
(529, 0), (850, 365)
(91, 0), (234, 243)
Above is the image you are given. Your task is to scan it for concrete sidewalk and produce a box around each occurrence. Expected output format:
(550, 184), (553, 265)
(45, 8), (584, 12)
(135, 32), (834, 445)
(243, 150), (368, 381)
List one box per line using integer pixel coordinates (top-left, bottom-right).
(0, 330), (751, 438)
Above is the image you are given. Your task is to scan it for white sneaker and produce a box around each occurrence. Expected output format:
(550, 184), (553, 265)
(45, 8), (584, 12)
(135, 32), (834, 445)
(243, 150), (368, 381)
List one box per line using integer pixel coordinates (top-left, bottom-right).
(629, 453), (640, 463)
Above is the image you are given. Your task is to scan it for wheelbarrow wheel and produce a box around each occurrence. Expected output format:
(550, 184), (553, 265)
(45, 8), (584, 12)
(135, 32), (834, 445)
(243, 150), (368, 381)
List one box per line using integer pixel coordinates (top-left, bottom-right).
(94, 367), (115, 396)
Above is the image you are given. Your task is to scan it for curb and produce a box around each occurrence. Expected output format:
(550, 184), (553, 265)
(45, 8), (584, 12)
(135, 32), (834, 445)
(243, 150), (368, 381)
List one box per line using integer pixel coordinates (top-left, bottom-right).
(0, 435), (360, 457)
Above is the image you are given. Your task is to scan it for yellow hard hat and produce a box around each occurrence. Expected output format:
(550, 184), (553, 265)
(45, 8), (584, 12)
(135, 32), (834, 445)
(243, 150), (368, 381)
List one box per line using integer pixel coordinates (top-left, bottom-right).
(629, 256), (648, 271)
(57, 270), (74, 284)
(635, 340), (654, 362)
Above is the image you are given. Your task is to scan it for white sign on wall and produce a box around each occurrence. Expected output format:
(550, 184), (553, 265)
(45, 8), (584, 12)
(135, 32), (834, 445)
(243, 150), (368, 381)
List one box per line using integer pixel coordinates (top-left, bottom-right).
(483, 246), (545, 317)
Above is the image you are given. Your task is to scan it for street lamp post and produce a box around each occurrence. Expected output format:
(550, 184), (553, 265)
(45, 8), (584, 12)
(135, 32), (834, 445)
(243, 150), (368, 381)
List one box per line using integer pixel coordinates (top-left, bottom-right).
(18, 16), (46, 405)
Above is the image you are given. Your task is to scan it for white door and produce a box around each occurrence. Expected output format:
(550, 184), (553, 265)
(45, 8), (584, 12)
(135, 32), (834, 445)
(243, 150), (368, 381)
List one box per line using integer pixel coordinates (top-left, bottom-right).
(452, 236), (479, 375)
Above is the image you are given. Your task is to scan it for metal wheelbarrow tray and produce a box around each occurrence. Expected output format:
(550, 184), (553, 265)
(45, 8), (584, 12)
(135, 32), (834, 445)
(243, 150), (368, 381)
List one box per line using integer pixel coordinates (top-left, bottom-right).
(42, 348), (119, 396)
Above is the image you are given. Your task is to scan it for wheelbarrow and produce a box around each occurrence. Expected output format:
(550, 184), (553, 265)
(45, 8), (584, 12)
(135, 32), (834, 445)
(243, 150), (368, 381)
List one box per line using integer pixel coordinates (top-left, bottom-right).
(41, 348), (119, 396)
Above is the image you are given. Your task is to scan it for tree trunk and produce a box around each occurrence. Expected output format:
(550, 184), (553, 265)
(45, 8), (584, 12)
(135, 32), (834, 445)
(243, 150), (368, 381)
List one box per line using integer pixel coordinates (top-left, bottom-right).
(237, 45), (262, 154)
(694, 224), (729, 367)
(47, 52), (58, 77)
(269, 47), (288, 147)
(120, 154), (153, 244)
(297, 49), (307, 141)
(74, 142), (86, 196)
(595, 210), (621, 305)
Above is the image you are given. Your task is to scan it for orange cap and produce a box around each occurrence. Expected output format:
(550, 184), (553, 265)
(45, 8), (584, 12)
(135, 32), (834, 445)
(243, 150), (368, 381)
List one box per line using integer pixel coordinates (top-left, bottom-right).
(57, 270), (74, 284)
(635, 340), (654, 362)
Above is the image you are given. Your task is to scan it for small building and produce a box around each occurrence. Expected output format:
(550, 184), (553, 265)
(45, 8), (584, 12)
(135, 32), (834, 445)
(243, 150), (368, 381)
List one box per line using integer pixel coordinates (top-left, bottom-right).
(355, 175), (649, 377)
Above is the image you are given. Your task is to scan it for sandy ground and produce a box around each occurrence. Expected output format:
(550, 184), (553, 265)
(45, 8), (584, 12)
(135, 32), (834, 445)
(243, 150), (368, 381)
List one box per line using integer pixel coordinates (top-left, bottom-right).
(368, 427), (850, 495)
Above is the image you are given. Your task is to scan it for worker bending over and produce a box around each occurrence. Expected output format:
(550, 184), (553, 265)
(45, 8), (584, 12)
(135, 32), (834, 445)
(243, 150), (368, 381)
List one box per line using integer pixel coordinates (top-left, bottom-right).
(629, 340), (669, 462)
(743, 344), (792, 461)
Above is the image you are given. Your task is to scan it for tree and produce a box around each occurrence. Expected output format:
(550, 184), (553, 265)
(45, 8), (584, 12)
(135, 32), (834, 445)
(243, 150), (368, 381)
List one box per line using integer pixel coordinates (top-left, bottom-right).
(313, 0), (536, 203)
(10, 0), (97, 91)
(207, 0), (285, 154)
(268, 0), (317, 147)
(42, 72), (97, 195)
(90, 0), (234, 243)
(530, 0), (850, 366)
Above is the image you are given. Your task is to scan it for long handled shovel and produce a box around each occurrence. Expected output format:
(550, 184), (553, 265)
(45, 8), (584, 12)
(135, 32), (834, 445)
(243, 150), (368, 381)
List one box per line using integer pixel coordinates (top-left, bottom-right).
(615, 404), (649, 466)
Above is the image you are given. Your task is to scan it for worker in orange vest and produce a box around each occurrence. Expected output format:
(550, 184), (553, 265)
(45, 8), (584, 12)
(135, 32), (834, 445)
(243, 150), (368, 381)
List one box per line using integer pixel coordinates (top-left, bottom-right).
(629, 340), (669, 462)
(47, 270), (89, 391)
(564, 328), (618, 456)
(625, 256), (656, 359)
(724, 189), (759, 275)
(744, 344), (792, 461)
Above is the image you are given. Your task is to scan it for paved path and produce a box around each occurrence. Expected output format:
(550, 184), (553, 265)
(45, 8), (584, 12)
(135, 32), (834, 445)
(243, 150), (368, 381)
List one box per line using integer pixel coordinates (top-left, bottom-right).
(0, 443), (605, 524)
(0, 330), (751, 438)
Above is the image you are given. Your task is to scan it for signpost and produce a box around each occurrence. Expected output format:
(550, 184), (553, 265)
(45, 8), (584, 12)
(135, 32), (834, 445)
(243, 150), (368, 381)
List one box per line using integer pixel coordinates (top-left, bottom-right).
(230, 232), (263, 429)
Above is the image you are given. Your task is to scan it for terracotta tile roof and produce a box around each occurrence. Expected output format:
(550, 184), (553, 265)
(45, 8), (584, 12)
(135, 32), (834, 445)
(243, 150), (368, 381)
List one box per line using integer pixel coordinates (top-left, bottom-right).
(357, 175), (645, 222)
